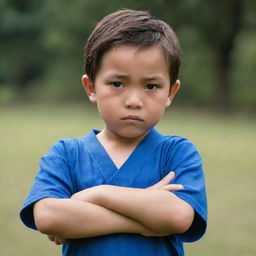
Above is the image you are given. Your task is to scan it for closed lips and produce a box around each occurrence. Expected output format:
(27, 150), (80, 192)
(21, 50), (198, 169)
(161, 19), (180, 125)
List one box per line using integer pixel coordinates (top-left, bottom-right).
(121, 116), (143, 121)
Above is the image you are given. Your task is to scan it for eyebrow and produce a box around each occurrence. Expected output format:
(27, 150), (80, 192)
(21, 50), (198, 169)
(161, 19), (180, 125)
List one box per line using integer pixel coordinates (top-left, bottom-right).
(143, 76), (165, 82)
(105, 73), (128, 79)
(105, 72), (165, 82)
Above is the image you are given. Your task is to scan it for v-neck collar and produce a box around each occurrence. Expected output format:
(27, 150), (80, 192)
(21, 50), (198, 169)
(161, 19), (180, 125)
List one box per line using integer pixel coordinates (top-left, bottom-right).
(83, 128), (165, 185)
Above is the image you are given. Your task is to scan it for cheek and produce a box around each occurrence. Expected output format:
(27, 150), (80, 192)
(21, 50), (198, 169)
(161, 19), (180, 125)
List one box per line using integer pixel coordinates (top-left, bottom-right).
(157, 107), (166, 117)
(147, 105), (165, 120)
(96, 97), (119, 118)
(147, 100), (167, 119)
(148, 94), (168, 109)
(97, 103), (112, 116)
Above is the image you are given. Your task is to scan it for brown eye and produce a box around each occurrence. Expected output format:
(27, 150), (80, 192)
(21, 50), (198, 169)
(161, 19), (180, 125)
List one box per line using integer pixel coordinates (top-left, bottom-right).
(112, 81), (124, 88)
(146, 84), (158, 91)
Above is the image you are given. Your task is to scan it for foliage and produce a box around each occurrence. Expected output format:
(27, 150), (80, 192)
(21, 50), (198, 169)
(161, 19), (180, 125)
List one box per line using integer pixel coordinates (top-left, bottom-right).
(0, 0), (255, 110)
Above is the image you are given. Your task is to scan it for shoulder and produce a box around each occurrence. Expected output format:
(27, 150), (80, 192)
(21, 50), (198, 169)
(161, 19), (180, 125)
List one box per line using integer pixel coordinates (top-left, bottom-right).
(161, 134), (200, 157)
(43, 134), (90, 161)
(157, 133), (202, 171)
(55, 136), (84, 151)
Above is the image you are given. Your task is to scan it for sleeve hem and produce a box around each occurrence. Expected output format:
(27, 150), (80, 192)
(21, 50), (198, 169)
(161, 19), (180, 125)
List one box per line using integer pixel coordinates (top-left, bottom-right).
(172, 191), (207, 242)
(20, 193), (69, 230)
(172, 191), (207, 222)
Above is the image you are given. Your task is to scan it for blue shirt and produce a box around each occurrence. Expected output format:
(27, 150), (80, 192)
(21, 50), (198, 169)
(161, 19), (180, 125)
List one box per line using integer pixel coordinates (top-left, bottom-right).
(20, 128), (207, 256)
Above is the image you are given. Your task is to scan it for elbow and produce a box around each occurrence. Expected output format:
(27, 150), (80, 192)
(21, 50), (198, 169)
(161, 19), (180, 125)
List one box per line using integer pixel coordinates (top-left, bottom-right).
(169, 205), (195, 234)
(175, 212), (194, 234)
(33, 198), (59, 234)
(159, 204), (194, 235)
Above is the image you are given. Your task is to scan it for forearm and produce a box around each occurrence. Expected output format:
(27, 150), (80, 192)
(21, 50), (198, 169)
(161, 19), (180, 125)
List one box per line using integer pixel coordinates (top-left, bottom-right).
(33, 198), (153, 239)
(92, 186), (194, 235)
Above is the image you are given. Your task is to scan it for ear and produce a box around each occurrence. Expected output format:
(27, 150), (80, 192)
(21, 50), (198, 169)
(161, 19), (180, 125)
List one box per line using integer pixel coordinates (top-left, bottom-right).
(81, 74), (97, 103)
(165, 80), (181, 107)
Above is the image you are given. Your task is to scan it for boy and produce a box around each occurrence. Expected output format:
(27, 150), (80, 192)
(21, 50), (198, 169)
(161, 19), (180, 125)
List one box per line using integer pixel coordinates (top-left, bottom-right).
(20, 9), (207, 256)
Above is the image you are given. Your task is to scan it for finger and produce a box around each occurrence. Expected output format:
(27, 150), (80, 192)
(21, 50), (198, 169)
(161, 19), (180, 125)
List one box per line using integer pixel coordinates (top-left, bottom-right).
(54, 237), (62, 245)
(55, 236), (67, 245)
(58, 238), (68, 244)
(151, 171), (175, 189)
(47, 234), (55, 242)
(161, 184), (184, 191)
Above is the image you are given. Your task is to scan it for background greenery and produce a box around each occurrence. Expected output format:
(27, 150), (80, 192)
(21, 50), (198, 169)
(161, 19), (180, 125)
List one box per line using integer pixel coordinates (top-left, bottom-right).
(0, 0), (256, 111)
(1, 0), (256, 255)
(1, 104), (256, 255)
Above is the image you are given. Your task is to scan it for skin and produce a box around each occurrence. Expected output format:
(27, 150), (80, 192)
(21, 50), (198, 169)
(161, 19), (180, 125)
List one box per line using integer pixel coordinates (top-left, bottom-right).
(34, 172), (187, 244)
(34, 44), (194, 245)
(83, 44), (180, 167)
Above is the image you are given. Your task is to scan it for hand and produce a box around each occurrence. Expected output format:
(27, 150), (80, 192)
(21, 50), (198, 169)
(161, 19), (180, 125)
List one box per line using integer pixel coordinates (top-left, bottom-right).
(71, 171), (183, 203)
(47, 234), (68, 245)
(139, 171), (184, 237)
(147, 171), (183, 191)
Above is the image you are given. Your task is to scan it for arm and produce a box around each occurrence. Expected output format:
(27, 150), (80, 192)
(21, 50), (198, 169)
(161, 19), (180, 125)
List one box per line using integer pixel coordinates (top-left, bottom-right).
(72, 171), (194, 235)
(34, 197), (159, 240)
(35, 171), (190, 244)
(96, 186), (193, 234)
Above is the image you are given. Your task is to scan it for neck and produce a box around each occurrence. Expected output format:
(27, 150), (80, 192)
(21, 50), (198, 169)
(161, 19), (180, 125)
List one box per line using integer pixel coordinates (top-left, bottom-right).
(97, 128), (150, 148)
(96, 128), (150, 169)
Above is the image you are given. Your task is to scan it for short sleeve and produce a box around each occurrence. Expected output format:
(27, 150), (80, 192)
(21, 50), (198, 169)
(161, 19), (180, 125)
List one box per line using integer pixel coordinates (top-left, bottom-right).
(20, 140), (74, 230)
(163, 137), (207, 242)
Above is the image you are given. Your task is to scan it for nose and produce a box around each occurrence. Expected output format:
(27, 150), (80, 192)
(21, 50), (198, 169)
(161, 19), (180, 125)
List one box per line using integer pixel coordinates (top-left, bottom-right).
(124, 89), (143, 109)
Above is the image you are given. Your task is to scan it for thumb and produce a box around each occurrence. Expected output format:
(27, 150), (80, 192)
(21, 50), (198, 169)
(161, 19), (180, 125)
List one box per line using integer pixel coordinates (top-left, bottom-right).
(161, 184), (184, 191)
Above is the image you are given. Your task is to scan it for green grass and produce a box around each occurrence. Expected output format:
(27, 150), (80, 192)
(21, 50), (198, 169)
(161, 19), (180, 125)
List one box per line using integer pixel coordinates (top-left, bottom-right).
(1, 103), (255, 256)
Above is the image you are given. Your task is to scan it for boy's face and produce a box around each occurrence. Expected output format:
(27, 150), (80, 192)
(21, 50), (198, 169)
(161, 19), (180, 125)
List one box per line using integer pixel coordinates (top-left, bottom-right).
(82, 44), (180, 141)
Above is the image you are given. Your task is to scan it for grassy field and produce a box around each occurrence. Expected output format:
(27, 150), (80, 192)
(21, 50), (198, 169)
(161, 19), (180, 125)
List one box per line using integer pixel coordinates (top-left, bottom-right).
(1, 103), (255, 256)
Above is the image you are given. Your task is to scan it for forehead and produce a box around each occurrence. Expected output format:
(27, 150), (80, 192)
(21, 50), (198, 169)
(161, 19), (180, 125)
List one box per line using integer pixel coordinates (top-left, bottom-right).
(97, 44), (170, 80)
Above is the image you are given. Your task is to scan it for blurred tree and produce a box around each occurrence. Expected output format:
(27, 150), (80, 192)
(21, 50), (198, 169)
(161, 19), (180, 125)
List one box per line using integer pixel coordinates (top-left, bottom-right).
(0, 0), (46, 95)
(0, 0), (255, 110)
(175, 0), (243, 111)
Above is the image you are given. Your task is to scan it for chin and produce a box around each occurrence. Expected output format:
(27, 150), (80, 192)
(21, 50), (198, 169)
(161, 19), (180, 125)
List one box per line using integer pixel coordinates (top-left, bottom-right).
(115, 127), (151, 140)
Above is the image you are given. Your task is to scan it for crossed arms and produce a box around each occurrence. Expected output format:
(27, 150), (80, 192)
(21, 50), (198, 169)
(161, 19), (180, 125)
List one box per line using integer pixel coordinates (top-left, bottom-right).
(33, 171), (194, 245)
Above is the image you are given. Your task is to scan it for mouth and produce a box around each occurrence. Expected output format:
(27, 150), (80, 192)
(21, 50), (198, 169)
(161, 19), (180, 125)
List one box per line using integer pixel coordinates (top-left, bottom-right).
(121, 115), (144, 122)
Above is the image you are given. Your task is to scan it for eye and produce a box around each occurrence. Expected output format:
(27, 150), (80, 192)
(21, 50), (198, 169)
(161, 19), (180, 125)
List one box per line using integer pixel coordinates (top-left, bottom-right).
(111, 81), (124, 88)
(145, 84), (158, 91)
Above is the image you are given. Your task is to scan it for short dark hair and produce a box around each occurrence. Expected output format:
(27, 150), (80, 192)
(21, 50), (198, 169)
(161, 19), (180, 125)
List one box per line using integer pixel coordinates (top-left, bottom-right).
(84, 9), (181, 86)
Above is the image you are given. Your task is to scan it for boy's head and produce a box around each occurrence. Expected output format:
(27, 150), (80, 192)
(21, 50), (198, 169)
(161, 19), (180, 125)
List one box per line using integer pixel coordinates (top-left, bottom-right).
(84, 9), (181, 86)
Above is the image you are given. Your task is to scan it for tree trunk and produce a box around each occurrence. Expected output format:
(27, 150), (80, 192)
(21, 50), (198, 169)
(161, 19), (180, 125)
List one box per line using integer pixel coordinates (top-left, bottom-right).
(215, 0), (242, 112)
